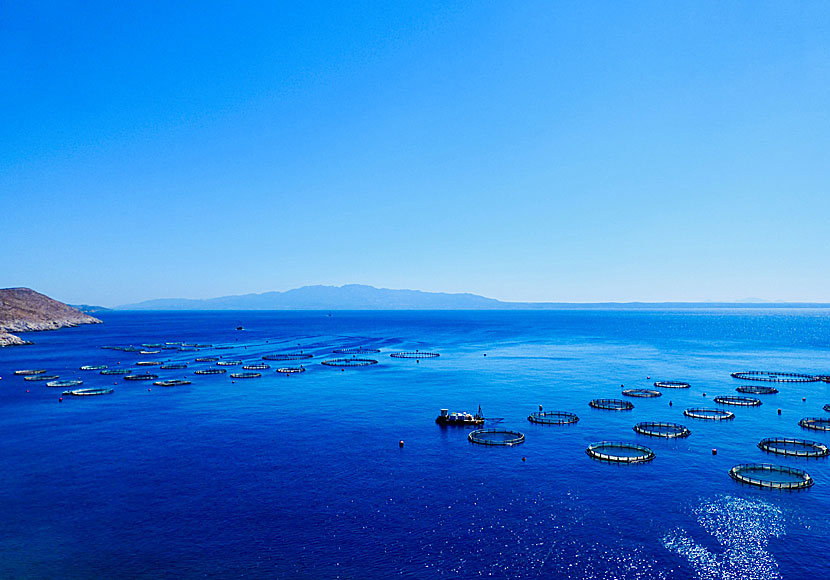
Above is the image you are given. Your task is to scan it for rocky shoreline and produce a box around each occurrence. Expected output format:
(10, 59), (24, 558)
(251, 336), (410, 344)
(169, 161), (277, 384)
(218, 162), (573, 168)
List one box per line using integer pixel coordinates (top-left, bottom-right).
(0, 288), (102, 346)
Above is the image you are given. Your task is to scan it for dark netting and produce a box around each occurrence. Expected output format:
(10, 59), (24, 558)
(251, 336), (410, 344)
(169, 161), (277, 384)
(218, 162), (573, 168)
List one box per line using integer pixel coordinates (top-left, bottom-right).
(622, 388), (662, 398)
(194, 369), (226, 375)
(527, 411), (579, 425)
(153, 379), (191, 387)
(684, 408), (735, 421)
(230, 372), (261, 379)
(80, 365), (108, 371)
(46, 379), (83, 387)
(758, 437), (829, 458)
(196, 357), (219, 362)
(123, 374), (158, 381)
(216, 360), (242, 366)
(277, 367), (306, 374)
(653, 381), (691, 389)
(715, 395), (761, 407)
(730, 371), (818, 383)
(101, 369), (132, 375)
(333, 347), (381, 354)
(390, 352), (440, 359)
(634, 421), (691, 439)
(586, 441), (655, 463)
(24, 375), (59, 382)
(14, 369), (46, 376)
(263, 354), (313, 361)
(729, 463), (813, 490)
(799, 417), (830, 432)
(63, 388), (113, 396)
(468, 429), (525, 446)
(160, 363), (188, 370)
(589, 398), (634, 411)
(136, 361), (162, 366)
(243, 363), (270, 370)
(736, 385), (779, 395)
(321, 358), (378, 367)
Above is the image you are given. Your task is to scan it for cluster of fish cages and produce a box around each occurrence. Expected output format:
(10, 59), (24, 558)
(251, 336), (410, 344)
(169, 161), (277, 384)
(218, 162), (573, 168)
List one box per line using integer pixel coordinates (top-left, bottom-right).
(153, 379), (191, 387)
(321, 358), (378, 367)
(758, 437), (829, 458)
(527, 411), (579, 425)
(729, 463), (814, 490)
(714, 395), (762, 407)
(736, 385), (779, 395)
(468, 429), (525, 446)
(230, 372), (261, 379)
(277, 367), (306, 374)
(333, 347), (381, 354)
(633, 422), (691, 439)
(622, 388), (662, 398)
(586, 441), (655, 464)
(653, 381), (690, 389)
(390, 352), (439, 359)
(262, 354), (313, 361)
(730, 371), (818, 383)
(799, 417), (830, 432)
(589, 398), (634, 411)
(684, 408), (735, 421)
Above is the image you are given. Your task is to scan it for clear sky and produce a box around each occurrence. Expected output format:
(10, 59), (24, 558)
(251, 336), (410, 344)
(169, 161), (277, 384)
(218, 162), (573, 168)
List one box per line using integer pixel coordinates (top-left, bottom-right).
(2, 1), (829, 306)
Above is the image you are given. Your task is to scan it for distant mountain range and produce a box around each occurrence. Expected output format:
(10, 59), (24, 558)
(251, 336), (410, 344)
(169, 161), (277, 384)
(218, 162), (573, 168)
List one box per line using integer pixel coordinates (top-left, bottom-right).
(116, 284), (830, 310)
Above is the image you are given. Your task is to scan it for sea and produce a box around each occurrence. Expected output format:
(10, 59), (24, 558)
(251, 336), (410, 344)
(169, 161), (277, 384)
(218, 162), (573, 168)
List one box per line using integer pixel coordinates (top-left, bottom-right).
(1, 309), (829, 579)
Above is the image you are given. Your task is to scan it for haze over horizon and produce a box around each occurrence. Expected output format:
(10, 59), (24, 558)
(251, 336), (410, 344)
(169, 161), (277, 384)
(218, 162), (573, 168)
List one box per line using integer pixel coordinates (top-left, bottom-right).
(3, 2), (829, 306)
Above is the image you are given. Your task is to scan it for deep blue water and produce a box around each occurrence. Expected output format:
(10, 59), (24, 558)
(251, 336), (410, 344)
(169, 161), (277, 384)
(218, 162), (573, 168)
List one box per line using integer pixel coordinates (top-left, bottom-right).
(1, 309), (830, 579)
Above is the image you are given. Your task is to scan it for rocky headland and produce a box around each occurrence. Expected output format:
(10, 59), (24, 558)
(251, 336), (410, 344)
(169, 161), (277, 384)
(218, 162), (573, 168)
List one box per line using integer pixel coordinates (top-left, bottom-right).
(0, 288), (102, 346)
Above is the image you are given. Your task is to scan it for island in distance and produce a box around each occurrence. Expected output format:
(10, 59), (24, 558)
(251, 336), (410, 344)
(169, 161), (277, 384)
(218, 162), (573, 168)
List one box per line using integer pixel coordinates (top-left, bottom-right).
(0, 287), (102, 346)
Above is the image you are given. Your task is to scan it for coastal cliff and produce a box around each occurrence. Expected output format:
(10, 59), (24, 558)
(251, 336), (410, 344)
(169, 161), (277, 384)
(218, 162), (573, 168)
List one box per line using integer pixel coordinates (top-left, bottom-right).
(0, 288), (102, 346)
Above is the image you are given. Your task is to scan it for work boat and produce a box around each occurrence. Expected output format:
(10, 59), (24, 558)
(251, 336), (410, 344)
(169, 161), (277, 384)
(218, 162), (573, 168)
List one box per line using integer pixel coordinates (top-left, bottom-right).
(436, 407), (484, 426)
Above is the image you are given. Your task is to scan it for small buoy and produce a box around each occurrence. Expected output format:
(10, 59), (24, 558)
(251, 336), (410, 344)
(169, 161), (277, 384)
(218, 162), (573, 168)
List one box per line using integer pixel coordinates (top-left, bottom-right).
(712, 449), (717, 455)
(341, 368), (344, 372)
(522, 457), (526, 462)
(669, 401), (673, 407)
(59, 397), (63, 402)
(416, 360), (419, 363)
(483, 353), (487, 356)
(702, 393), (706, 397)
(647, 376), (650, 380)
(148, 388), (151, 391)
(399, 440), (404, 448)
(26, 389), (29, 393)
(803, 397), (806, 401)
(778, 408), (782, 415)
(539, 404), (543, 411)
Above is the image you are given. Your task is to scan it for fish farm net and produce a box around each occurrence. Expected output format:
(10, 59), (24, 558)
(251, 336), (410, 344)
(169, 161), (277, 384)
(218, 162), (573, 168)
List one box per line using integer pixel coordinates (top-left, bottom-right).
(586, 441), (655, 463)
(729, 463), (813, 490)
(653, 381), (691, 389)
(277, 367), (306, 374)
(758, 438), (829, 458)
(333, 347), (381, 354)
(153, 379), (191, 387)
(715, 395), (762, 407)
(527, 411), (579, 425)
(24, 375), (60, 382)
(101, 369), (132, 375)
(736, 385), (779, 395)
(80, 365), (107, 371)
(634, 421), (691, 438)
(468, 429), (525, 446)
(46, 379), (83, 388)
(589, 398), (634, 411)
(622, 388), (662, 398)
(684, 408), (735, 421)
(262, 354), (313, 361)
(243, 363), (270, 370)
(216, 360), (242, 366)
(14, 369), (46, 376)
(160, 363), (188, 369)
(195, 369), (226, 375)
(196, 357), (219, 362)
(390, 352), (440, 359)
(799, 417), (830, 432)
(63, 388), (113, 396)
(123, 374), (158, 381)
(230, 372), (261, 379)
(730, 371), (818, 383)
(321, 358), (378, 367)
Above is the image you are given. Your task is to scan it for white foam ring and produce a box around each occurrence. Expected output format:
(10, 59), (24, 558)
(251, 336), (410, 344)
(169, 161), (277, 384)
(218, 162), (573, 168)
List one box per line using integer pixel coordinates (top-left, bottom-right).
(662, 495), (784, 580)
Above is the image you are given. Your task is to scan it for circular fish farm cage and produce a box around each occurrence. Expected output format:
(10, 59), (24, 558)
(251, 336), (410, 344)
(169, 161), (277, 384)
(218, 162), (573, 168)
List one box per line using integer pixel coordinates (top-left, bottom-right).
(230, 372), (261, 379)
(277, 367), (306, 374)
(142, 343), (163, 348)
(622, 388), (662, 398)
(194, 369), (227, 375)
(653, 381), (691, 389)
(136, 361), (162, 367)
(730, 371), (818, 383)
(736, 385), (779, 395)
(527, 411), (579, 425)
(799, 417), (830, 432)
(729, 463), (813, 490)
(24, 375), (60, 382)
(14, 369), (46, 376)
(715, 395), (762, 407)
(140, 350), (160, 355)
(263, 354), (313, 361)
(684, 408), (735, 421)
(633, 422), (691, 439)
(243, 363), (270, 370)
(333, 347), (381, 354)
(46, 379), (83, 388)
(101, 369), (132, 375)
(321, 358), (378, 367)
(63, 388), (114, 396)
(390, 352), (440, 359)
(216, 360), (242, 366)
(586, 441), (655, 464)
(468, 429), (525, 446)
(758, 438), (829, 458)
(589, 398), (634, 411)
(196, 357), (219, 362)
(160, 363), (188, 370)
(123, 374), (158, 381)
(153, 379), (191, 387)
(80, 365), (108, 371)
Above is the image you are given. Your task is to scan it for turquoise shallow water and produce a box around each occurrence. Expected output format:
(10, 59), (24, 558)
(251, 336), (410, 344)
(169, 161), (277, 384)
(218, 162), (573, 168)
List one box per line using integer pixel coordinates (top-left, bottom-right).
(1, 309), (829, 578)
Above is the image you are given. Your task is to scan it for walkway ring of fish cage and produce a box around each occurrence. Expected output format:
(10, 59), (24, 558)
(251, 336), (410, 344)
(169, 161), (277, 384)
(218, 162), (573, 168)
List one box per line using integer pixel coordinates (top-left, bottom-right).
(80, 365), (108, 371)
(715, 395), (762, 407)
(194, 369), (226, 375)
(153, 379), (191, 387)
(243, 364), (270, 370)
(736, 385), (779, 395)
(468, 429), (525, 446)
(527, 411), (579, 425)
(140, 350), (160, 355)
(799, 417), (830, 432)
(230, 372), (261, 379)
(63, 388), (114, 396)
(136, 361), (162, 366)
(730, 371), (818, 383)
(14, 369), (46, 376)
(653, 381), (690, 389)
(262, 354), (313, 361)
(321, 358), (378, 367)
(101, 369), (132, 375)
(729, 463), (813, 490)
(333, 347), (381, 354)
(589, 398), (634, 411)
(196, 357), (219, 362)
(758, 437), (829, 458)
(123, 374), (158, 381)
(684, 408), (735, 421)
(622, 388), (662, 398)
(633, 421), (691, 439)
(586, 441), (655, 464)
(24, 375), (60, 382)
(46, 379), (83, 388)
(216, 360), (242, 366)
(390, 352), (440, 359)
(277, 367), (306, 374)
(160, 363), (188, 370)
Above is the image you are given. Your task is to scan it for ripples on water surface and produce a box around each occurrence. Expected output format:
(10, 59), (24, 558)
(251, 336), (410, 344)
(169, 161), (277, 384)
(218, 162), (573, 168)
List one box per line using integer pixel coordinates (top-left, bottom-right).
(1, 309), (829, 578)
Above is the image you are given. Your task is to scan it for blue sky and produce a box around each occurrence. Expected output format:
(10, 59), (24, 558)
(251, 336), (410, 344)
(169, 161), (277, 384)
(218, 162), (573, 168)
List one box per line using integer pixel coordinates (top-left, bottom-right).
(2, 1), (829, 306)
